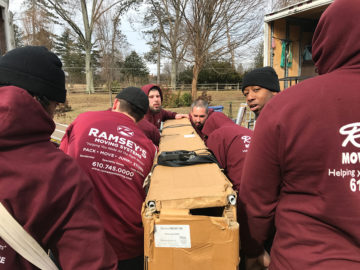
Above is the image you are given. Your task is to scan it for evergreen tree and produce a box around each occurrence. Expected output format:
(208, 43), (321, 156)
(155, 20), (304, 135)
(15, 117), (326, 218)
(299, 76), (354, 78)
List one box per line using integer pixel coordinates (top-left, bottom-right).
(178, 61), (241, 85)
(54, 28), (101, 85)
(54, 29), (75, 67)
(120, 51), (149, 83)
(54, 29), (85, 84)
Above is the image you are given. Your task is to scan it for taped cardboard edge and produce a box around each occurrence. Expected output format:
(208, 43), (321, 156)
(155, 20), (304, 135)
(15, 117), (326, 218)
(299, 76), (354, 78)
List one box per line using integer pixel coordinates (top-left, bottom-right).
(142, 203), (156, 260)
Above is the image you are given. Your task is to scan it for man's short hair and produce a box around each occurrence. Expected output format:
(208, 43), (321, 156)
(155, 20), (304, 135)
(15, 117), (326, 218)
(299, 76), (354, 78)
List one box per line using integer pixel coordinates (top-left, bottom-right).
(191, 98), (209, 113)
(118, 99), (144, 122)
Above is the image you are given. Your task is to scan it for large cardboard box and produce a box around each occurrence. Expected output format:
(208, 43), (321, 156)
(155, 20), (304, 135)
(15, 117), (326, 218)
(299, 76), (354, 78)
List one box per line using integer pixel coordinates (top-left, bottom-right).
(142, 118), (239, 270)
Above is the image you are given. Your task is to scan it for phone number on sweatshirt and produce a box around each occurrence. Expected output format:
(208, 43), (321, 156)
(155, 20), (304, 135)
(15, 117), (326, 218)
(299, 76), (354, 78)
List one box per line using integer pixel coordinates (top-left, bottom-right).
(92, 161), (134, 177)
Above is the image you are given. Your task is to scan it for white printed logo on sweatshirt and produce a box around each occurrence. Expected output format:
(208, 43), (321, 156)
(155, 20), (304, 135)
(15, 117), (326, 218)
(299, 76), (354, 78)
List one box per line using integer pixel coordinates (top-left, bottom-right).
(117, 125), (134, 137)
(329, 123), (360, 193)
(339, 122), (360, 148)
(0, 244), (6, 265)
(242, 135), (251, 149)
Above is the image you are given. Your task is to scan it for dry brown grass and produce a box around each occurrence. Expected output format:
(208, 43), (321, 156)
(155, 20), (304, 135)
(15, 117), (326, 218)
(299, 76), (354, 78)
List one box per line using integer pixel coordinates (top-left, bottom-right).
(54, 90), (247, 125)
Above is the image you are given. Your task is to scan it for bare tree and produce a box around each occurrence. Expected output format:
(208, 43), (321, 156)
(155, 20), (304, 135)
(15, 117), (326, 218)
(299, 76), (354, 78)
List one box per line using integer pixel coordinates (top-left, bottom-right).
(145, 0), (190, 90)
(21, 0), (55, 48)
(95, 6), (128, 105)
(224, 15), (235, 69)
(39, 0), (138, 94)
(142, 6), (163, 84)
(180, 0), (264, 100)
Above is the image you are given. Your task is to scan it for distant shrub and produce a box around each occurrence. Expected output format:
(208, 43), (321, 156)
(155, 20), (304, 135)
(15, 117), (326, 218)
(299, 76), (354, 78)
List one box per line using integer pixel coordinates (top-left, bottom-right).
(162, 87), (181, 108)
(180, 92), (192, 106)
(110, 80), (122, 93)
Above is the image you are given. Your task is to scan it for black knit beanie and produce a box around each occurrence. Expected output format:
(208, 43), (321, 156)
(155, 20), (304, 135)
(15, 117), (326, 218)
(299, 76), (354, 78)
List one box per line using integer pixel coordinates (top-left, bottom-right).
(242, 66), (280, 93)
(0, 46), (66, 103)
(116, 87), (149, 114)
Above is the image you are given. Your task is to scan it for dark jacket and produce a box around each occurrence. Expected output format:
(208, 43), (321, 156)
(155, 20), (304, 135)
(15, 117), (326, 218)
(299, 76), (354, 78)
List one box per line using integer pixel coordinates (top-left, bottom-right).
(239, 0), (360, 268)
(141, 84), (177, 129)
(0, 86), (117, 269)
(60, 110), (157, 261)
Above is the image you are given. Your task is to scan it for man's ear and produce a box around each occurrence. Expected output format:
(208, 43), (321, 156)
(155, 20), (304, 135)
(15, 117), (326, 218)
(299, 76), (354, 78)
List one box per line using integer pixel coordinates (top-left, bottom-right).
(112, 98), (120, 111)
(272, 91), (278, 97)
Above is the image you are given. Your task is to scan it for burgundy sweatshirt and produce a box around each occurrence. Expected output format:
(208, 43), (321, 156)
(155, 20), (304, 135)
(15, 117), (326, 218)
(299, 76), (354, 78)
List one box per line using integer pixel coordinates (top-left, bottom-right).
(60, 111), (156, 261)
(239, 0), (360, 269)
(137, 118), (160, 146)
(0, 86), (117, 269)
(141, 84), (177, 129)
(202, 112), (253, 194)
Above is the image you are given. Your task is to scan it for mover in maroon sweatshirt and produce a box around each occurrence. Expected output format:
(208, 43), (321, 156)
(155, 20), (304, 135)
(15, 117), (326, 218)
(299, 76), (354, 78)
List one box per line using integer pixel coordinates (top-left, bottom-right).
(202, 111), (253, 194)
(0, 46), (117, 269)
(239, 0), (360, 269)
(60, 87), (157, 270)
(137, 118), (160, 146)
(189, 98), (214, 141)
(141, 84), (188, 129)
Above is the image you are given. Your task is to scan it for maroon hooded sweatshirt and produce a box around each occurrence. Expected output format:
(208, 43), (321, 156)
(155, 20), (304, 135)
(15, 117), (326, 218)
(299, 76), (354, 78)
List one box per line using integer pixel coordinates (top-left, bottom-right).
(202, 112), (252, 194)
(137, 118), (160, 146)
(0, 86), (117, 269)
(141, 84), (177, 129)
(60, 110), (157, 261)
(239, 0), (360, 269)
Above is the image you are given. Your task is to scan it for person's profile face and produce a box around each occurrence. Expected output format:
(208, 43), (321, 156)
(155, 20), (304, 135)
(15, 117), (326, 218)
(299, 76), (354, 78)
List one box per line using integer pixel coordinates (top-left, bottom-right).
(190, 106), (208, 129)
(243, 86), (276, 117)
(148, 89), (162, 112)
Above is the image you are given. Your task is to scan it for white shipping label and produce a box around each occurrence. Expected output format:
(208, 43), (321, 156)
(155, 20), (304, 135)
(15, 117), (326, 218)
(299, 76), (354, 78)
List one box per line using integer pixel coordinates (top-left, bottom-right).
(154, 225), (191, 248)
(184, 134), (196, 138)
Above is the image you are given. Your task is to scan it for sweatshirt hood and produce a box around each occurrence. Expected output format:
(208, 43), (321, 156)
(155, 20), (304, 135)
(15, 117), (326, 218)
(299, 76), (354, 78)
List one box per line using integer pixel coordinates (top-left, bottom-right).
(202, 112), (235, 136)
(312, 0), (360, 75)
(0, 86), (55, 148)
(141, 84), (163, 101)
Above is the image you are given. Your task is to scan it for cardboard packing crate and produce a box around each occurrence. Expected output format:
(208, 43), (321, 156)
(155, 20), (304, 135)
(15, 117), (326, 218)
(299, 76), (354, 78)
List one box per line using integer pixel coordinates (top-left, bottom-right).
(142, 118), (239, 270)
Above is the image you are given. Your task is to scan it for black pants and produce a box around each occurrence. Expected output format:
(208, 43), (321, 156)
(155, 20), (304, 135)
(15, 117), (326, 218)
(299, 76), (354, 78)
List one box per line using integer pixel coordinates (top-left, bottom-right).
(118, 255), (144, 270)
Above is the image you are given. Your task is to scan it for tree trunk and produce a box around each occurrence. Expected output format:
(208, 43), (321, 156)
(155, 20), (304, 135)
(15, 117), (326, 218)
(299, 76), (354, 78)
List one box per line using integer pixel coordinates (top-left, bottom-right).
(191, 64), (200, 100)
(85, 47), (95, 94)
(108, 87), (112, 106)
(171, 60), (177, 90)
(80, 0), (94, 94)
(107, 74), (112, 107)
(157, 33), (161, 85)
